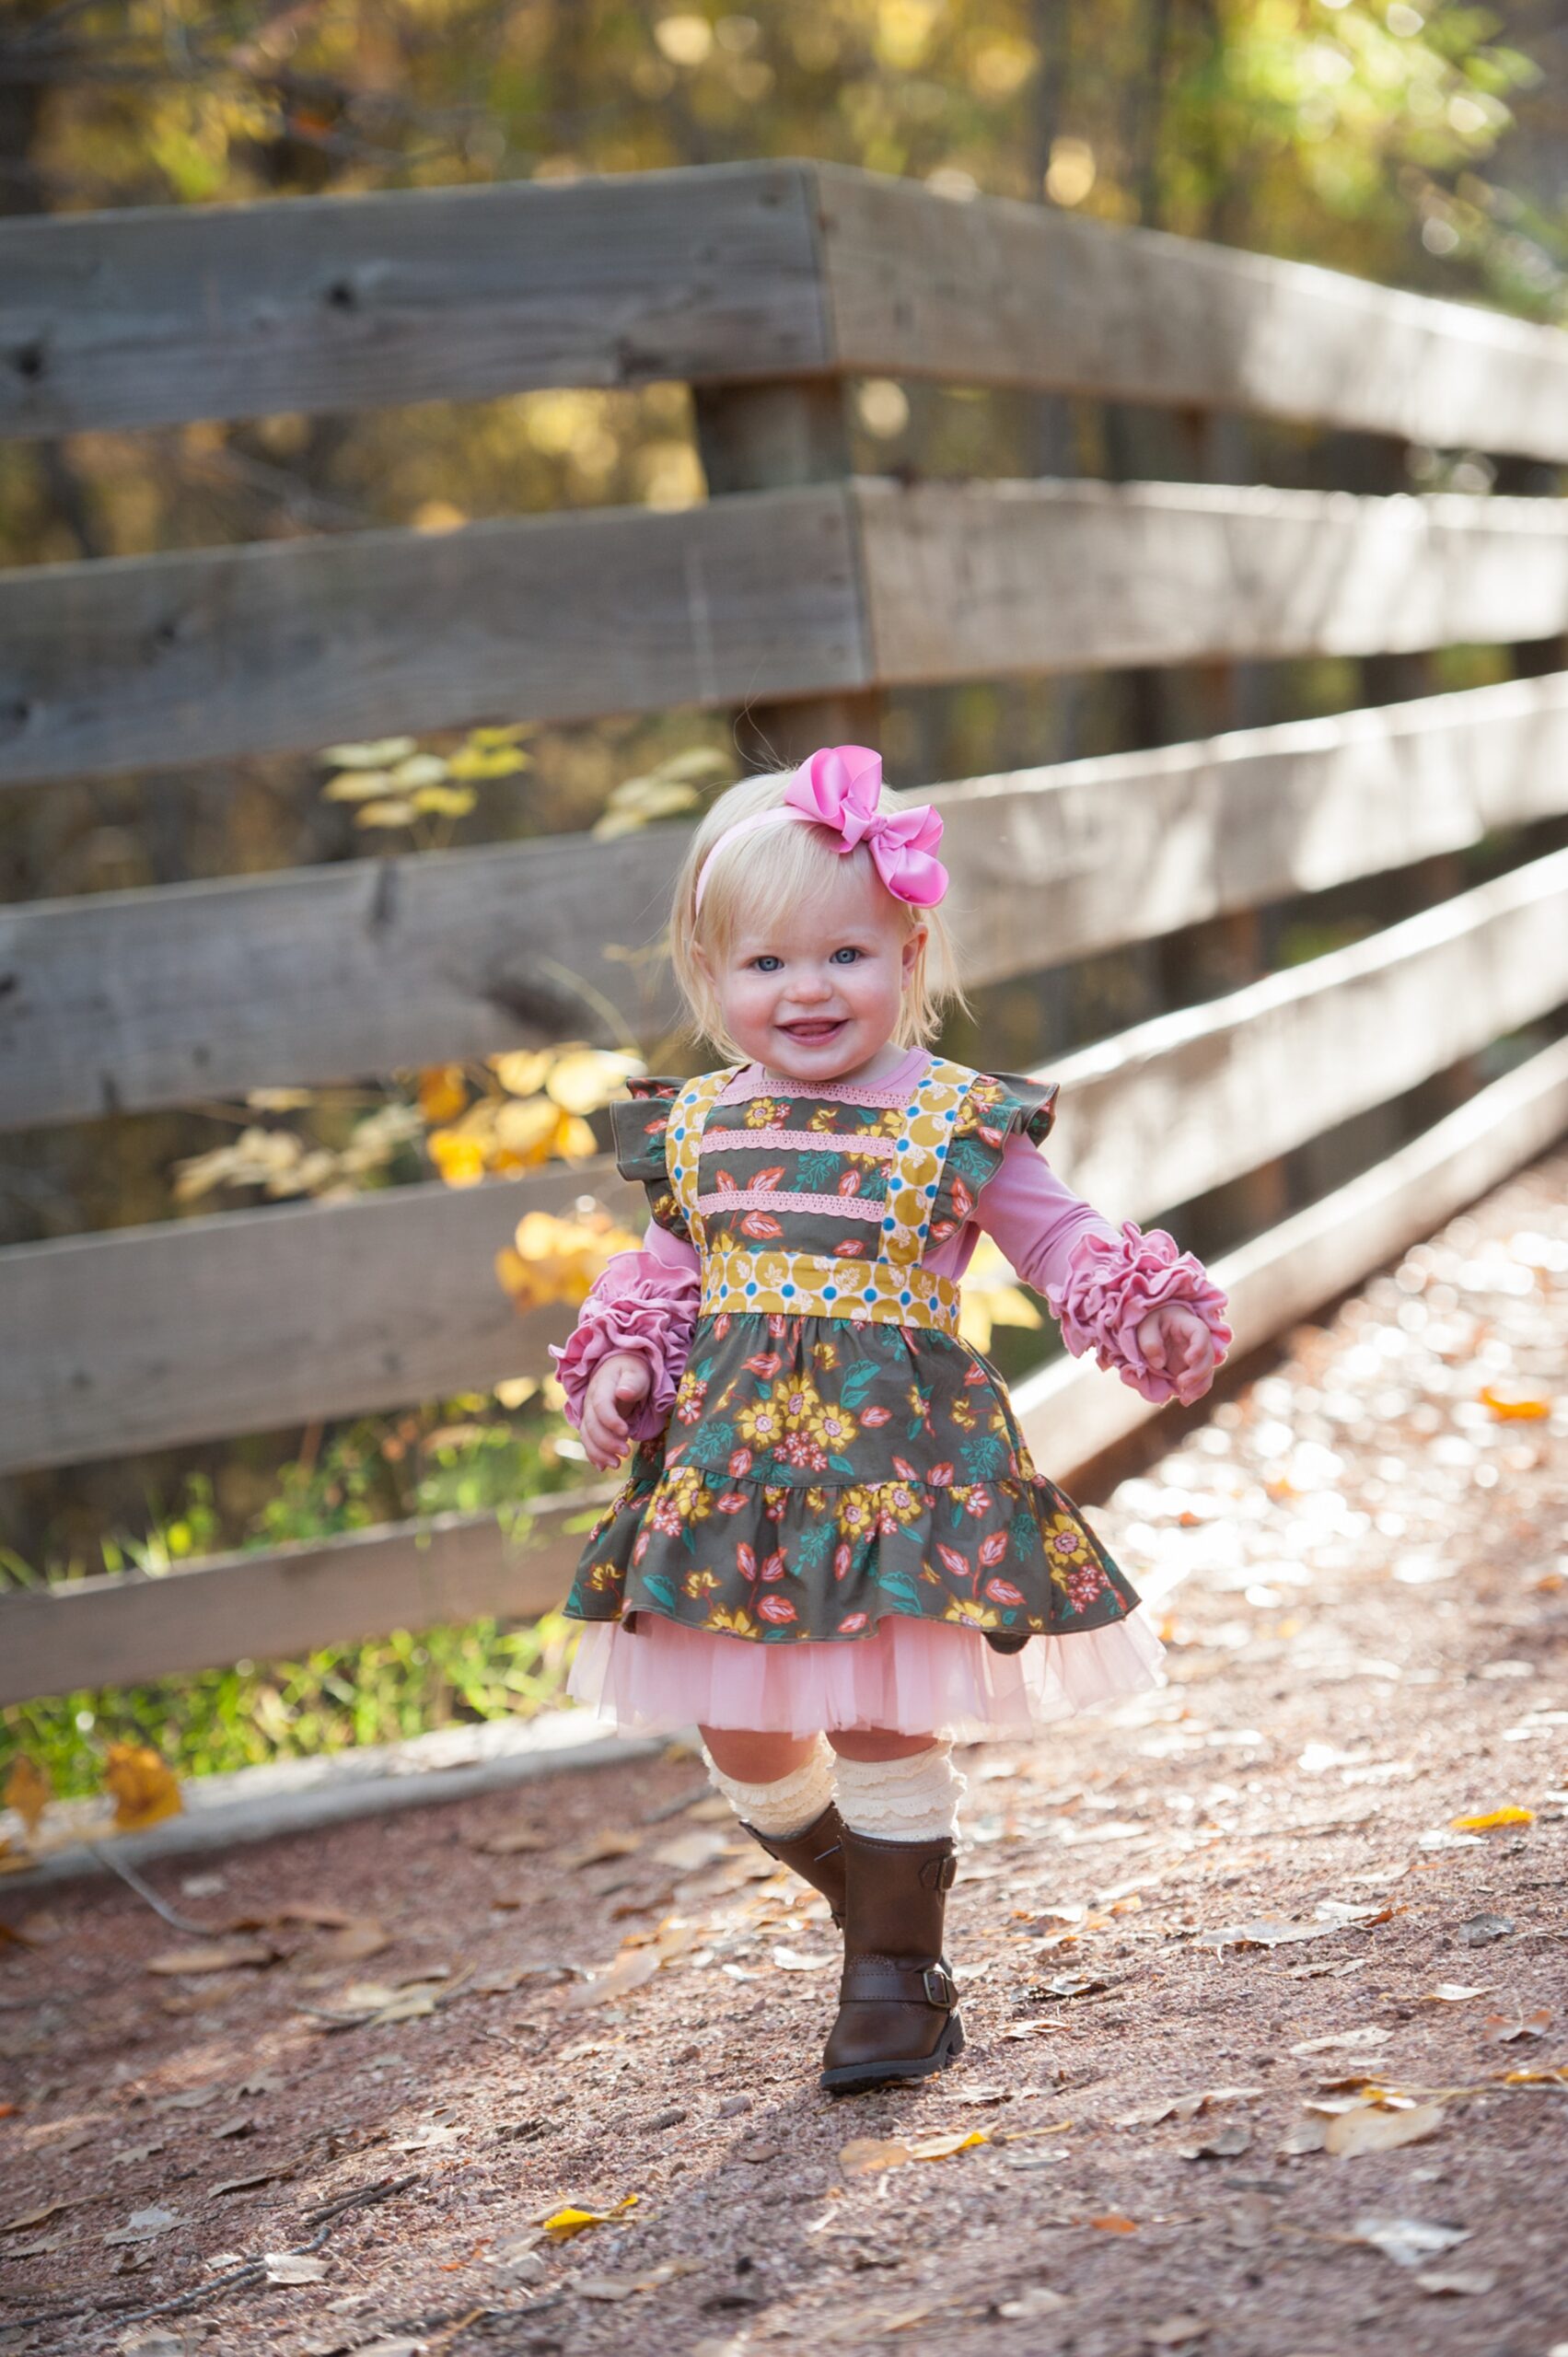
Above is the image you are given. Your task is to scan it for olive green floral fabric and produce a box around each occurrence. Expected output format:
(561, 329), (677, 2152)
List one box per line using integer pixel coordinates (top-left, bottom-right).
(567, 1067), (1142, 1647)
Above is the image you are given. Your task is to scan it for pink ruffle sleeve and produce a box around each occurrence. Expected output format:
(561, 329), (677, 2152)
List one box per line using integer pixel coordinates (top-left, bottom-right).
(1046, 1221), (1233, 1404)
(551, 1228), (700, 1441)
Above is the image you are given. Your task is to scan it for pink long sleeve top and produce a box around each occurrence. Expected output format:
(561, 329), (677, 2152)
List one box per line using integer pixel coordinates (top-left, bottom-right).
(555, 1049), (1230, 1438)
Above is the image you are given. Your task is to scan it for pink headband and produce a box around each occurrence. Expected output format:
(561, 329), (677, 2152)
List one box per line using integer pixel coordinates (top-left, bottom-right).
(692, 745), (948, 915)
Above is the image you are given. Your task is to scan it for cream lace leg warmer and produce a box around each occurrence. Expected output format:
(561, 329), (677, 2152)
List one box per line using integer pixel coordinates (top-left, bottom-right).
(832, 1740), (965, 1842)
(703, 1736), (836, 1839)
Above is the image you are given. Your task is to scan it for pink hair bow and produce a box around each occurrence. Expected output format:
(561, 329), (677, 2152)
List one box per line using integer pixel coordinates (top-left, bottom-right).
(783, 745), (948, 908)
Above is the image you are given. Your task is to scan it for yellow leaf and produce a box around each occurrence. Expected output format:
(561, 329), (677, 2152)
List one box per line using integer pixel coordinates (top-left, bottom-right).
(319, 737), (416, 769)
(546, 1049), (645, 1115)
(467, 724), (531, 749)
(1450, 1806), (1535, 1830)
(103, 1743), (182, 1832)
(906, 2128), (988, 2162)
(445, 746), (528, 780)
(418, 1066), (470, 1125)
(321, 769), (395, 800)
(1478, 1385), (1551, 1421)
(389, 754), (449, 789)
(429, 1130), (488, 1189)
(3, 1757), (51, 1840)
(589, 775), (701, 839)
(557, 1115), (598, 1160)
(492, 1050), (557, 1098)
(540, 2194), (638, 2240)
(411, 784), (478, 819)
(494, 1097), (563, 1160)
(353, 798), (419, 829)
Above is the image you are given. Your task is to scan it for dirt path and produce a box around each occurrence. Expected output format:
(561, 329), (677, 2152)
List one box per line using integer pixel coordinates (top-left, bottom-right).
(3, 1151), (1564, 2357)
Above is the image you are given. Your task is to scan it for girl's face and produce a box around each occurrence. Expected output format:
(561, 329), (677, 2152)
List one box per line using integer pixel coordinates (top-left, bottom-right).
(706, 858), (924, 1085)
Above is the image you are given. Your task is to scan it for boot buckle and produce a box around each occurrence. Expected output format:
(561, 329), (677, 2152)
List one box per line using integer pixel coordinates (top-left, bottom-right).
(923, 1965), (955, 2009)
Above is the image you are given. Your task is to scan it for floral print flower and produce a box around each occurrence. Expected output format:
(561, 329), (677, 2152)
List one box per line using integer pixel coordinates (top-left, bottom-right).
(943, 1596), (1002, 1630)
(674, 1371), (708, 1424)
(806, 1399), (857, 1453)
(745, 1097), (789, 1128)
(735, 1392), (789, 1451)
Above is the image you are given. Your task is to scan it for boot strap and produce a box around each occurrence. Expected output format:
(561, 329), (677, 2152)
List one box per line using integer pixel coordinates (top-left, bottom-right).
(840, 1956), (956, 2011)
(745, 1818), (842, 1874)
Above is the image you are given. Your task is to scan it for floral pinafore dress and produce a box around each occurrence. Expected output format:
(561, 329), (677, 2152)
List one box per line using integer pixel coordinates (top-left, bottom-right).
(563, 1056), (1147, 1658)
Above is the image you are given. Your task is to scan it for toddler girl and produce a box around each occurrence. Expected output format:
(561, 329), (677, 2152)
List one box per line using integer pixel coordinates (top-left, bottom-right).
(553, 745), (1230, 2092)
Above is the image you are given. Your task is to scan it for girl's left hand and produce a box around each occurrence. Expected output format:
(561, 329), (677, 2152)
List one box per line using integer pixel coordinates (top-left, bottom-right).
(1135, 1304), (1217, 1405)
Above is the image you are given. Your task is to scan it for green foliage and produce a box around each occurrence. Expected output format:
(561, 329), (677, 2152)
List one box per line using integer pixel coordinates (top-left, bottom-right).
(0, 1397), (589, 1799)
(4, 1615), (579, 1803)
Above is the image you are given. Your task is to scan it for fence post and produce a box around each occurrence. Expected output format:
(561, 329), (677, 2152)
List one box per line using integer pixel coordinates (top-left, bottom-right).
(692, 380), (883, 768)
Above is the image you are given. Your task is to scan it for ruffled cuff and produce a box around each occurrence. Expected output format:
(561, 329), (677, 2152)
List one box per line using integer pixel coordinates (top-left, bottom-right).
(550, 1250), (700, 1439)
(1045, 1221), (1232, 1405)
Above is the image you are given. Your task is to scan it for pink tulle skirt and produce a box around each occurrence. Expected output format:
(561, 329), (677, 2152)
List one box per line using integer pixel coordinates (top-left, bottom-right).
(566, 1608), (1167, 1744)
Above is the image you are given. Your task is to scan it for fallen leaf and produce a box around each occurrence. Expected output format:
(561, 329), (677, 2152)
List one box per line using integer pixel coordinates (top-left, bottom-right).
(103, 1744), (182, 1832)
(1179, 2123), (1252, 2160)
(540, 2194), (638, 2241)
(145, 1941), (274, 1977)
(1420, 1984), (1491, 2003)
(1458, 1913), (1516, 1946)
(905, 2129), (988, 2162)
(155, 2086), (220, 2115)
(652, 1831), (734, 1873)
(3, 2198), (80, 2233)
(1450, 1806), (1534, 1831)
(996, 2287), (1070, 2319)
(1478, 1384), (1551, 1421)
(1088, 2213), (1138, 2233)
(392, 2123), (459, 2152)
(1487, 2009), (1551, 2043)
(1349, 2216), (1469, 2268)
(1145, 2320), (1209, 2346)
(1288, 2027), (1392, 2057)
(104, 2207), (179, 2247)
(211, 2113), (255, 2140)
(474, 1829), (552, 1856)
(1416, 2270), (1497, 2296)
(840, 2138), (912, 2177)
(1324, 2103), (1446, 2157)
(771, 1945), (833, 1972)
(566, 1948), (661, 2009)
(563, 1830), (643, 1869)
(318, 1920), (389, 1964)
(212, 2165), (295, 2197)
(1195, 1919), (1341, 1951)
(263, 2252), (331, 2284)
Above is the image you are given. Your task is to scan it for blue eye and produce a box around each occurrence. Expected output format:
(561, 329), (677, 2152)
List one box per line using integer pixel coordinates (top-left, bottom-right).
(750, 954), (783, 972)
(830, 946), (863, 965)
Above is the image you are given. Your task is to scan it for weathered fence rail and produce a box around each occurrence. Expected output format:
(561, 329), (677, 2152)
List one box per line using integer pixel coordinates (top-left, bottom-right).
(6, 670), (1568, 1131)
(7, 482), (1568, 788)
(2, 159), (1565, 1707)
(7, 161), (1568, 452)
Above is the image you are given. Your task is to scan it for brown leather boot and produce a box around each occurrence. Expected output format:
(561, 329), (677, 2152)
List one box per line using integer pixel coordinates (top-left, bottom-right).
(819, 1824), (963, 2093)
(740, 1801), (846, 1928)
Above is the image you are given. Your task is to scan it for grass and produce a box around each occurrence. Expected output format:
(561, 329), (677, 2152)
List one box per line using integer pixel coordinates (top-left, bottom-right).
(1, 1394), (597, 1802)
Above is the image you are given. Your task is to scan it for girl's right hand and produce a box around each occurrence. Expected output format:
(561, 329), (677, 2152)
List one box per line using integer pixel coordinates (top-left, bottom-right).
(579, 1351), (653, 1470)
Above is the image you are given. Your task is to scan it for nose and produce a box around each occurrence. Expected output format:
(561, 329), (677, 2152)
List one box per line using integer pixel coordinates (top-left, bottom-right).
(784, 965), (835, 1004)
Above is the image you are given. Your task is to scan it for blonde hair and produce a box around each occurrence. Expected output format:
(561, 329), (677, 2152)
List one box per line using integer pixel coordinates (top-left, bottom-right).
(669, 769), (966, 1057)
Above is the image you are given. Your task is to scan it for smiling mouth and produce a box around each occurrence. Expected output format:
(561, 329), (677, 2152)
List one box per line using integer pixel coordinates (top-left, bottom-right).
(778, 1018), (845, 1043)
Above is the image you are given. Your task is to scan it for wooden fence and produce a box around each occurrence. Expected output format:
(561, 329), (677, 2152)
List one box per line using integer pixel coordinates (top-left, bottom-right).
(3, 161), (1566, 1707)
